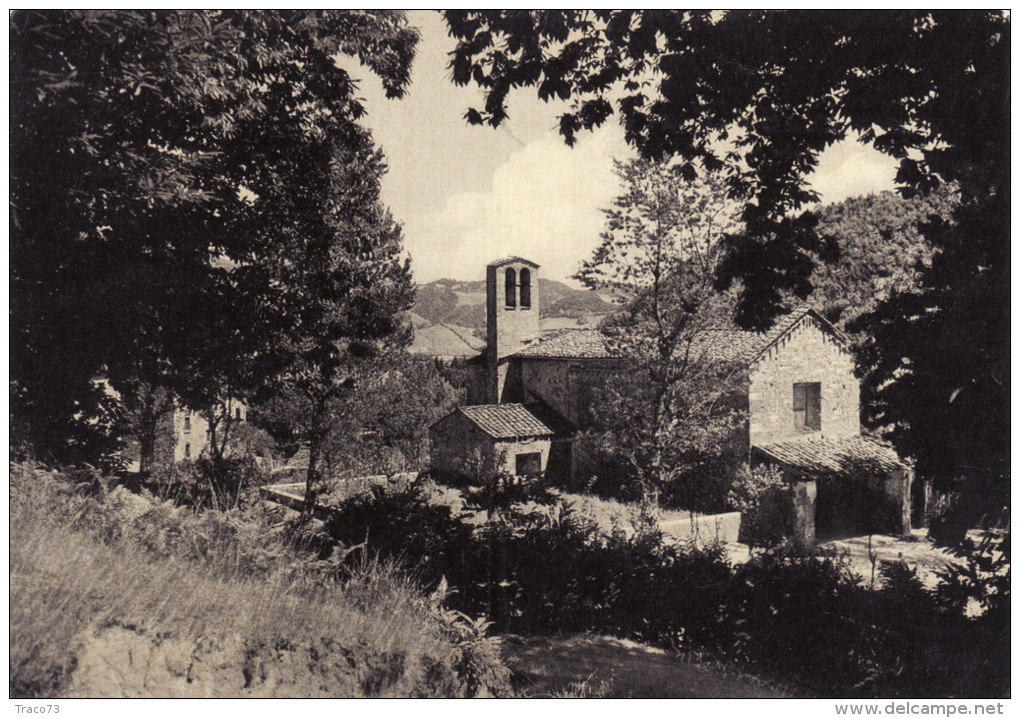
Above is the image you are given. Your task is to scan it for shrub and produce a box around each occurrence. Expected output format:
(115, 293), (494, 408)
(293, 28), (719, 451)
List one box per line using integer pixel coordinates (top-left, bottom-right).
(729, 463), (791, 548)
(716, 551), (870, 693)
(148, 456), (267, 511)
(315, 461), (1009, 697)
(322, 475), (477, 593)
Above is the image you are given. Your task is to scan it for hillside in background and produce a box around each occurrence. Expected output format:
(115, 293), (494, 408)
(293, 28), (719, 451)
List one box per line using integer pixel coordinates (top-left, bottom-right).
(410, 278), (622, 357)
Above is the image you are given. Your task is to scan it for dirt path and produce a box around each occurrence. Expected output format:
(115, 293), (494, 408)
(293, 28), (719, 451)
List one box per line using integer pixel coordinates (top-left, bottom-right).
(817, 530), (961, 588)
(502, 634), (785, 698)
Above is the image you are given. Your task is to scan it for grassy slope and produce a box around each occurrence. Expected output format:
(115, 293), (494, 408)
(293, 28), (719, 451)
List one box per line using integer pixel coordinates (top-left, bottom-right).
(9, 465), (500, 698)
(13, 466), (794, 698)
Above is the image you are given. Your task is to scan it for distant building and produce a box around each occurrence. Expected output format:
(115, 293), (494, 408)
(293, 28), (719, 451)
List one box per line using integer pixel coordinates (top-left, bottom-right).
(430, 256), (916, 545)
(159, 399), (248, 464)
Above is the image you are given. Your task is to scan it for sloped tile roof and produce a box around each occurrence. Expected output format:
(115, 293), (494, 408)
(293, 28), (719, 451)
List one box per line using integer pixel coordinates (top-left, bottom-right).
(457, 403), (557, 439)
(687, 329), (766, 365)
(754, 435), (908, 480)
(510, 306), (842, 364)
(513, 329), (615, 359)
(689, 306), (843, 365)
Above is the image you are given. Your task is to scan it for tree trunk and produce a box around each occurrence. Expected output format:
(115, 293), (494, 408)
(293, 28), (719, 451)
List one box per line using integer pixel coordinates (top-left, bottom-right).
(139, 431), (156, 475)
(137, 391), (160, 475)
(207, 410), (219, 464)
(302, 436), (327, 520)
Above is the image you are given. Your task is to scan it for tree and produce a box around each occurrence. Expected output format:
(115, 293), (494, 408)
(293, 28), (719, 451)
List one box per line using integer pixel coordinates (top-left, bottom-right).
(10, 10), (419, 465)
(575, 159), (745, 508)
(261, 141), (416, 514)
(807, 187), (957, 330)
(261, 349), (458, 487)
(443, 10), (1009, 505)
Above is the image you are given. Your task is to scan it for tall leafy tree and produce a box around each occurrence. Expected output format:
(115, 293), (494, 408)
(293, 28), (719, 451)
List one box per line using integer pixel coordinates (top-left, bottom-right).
(444, 10), (1009, 503)
(264, 142), (416, 512)
(576, 160), (744, 507)
(10, 11), (418, 464)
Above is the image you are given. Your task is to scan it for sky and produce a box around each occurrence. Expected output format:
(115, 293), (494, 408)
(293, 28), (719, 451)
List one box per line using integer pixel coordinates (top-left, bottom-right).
(341, 10), (901, 286)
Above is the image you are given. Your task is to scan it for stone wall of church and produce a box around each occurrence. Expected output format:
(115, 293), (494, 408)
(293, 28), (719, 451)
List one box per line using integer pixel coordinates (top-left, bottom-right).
(748, 316), (859, 447)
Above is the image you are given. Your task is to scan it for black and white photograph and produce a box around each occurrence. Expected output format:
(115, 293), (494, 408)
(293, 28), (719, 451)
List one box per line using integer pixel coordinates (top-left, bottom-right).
(9, 9), (1010, 704)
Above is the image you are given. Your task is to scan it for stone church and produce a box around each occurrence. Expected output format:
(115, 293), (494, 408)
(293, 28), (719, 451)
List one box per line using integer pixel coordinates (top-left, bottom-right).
(429, 256), (915, 543)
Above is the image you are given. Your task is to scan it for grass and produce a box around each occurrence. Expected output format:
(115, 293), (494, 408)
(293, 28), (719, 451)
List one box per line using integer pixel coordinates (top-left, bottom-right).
(502, 634), (787, 698)
(10, 463), (508, 698)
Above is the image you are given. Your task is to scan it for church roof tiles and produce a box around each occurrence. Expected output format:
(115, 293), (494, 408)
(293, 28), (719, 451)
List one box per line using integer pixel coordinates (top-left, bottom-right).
(510, 306), (844, 364)
(512, 328), (615, 359)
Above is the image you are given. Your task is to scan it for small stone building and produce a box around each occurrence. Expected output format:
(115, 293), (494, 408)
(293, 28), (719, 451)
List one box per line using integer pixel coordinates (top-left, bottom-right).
(753, 435), (912, 545)
(430, 255), (914, 543)
(429, 403), (574, 483)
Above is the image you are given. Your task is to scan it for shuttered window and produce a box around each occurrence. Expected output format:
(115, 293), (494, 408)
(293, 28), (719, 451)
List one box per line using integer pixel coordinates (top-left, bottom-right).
(793, 382), (821, 431)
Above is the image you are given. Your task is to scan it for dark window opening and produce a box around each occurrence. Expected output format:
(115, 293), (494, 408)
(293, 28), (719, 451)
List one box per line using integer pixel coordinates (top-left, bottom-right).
(183, 415), (191, 432)
(505, 268), (516, 308)
(519, 268), (531, 309)
(235, 407), (242, 420)
(793, 382), (821, 431)
(514, 451), (542, 478)
(185, 443), (191, 458)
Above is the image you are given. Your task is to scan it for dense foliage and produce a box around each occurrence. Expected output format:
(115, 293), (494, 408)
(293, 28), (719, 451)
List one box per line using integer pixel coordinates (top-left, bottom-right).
(323, 473), (1010, 697)
(261, 139), (417, 512)
(808, 188), (958, 331)
(574, 160), (746, 508)
(10, 10), (419, 467)
(258, 353), (459, 481)
(727, 464), (791, 549)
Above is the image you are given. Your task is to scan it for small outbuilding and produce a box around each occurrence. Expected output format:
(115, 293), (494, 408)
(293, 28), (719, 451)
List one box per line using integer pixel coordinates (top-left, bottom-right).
(753, 435), (913, 545)
(429, 403), (575, 483)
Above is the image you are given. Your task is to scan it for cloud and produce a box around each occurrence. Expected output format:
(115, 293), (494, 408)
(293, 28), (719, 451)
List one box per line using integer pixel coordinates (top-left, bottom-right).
(400, 123), (900, 285)
(809, 140), (899, 205)
(404, 124), (631, 284)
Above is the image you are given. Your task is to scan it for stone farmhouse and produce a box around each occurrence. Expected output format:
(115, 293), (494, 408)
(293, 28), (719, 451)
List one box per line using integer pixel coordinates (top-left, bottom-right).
(136, 398), (249, 474)
(158, 399), (248, 464)
(429, 256), (916, 545)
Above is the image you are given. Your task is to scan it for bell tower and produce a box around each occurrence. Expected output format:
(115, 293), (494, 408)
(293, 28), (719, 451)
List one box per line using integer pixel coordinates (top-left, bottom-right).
(485, 257), (540, 403)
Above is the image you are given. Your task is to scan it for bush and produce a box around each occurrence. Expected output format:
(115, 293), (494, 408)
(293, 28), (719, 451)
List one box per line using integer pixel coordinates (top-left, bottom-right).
(319, 468), (1009, 697)
(717, 551), (868, 693)
(147, 456), (268, 510)
(729, 463), (791, 548)
(322, 475), (477, 592)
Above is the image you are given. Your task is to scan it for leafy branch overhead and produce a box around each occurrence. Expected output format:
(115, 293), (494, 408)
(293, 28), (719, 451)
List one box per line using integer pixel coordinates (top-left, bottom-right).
(444, 10), (1008, 326)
